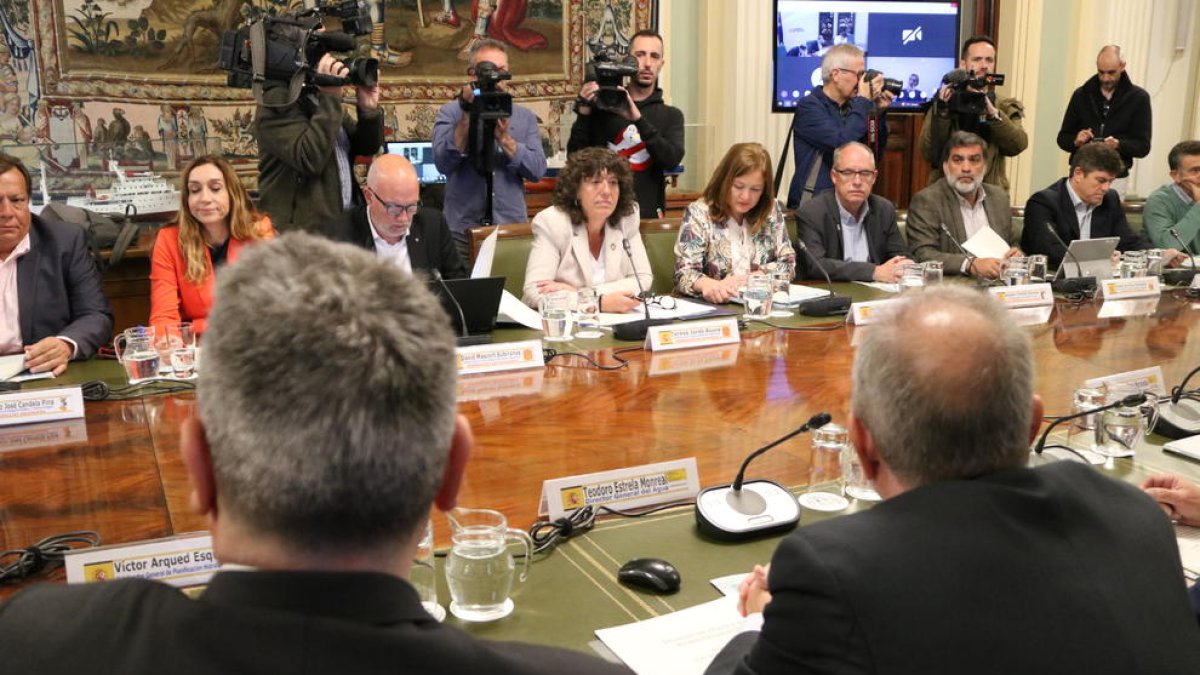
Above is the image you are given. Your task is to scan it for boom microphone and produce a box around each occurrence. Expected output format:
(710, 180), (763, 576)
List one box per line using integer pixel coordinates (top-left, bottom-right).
(612, 238), (673, 341)
(431, 270), (490, 346)
(1032, 393), (1148, 455)
(793, 241), (851, 316)
(1043, 221), (1097, 294)
(1163, 227), (1199, 287)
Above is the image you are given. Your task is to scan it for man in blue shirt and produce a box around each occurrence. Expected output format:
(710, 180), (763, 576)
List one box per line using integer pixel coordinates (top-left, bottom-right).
(786, 43), (894, 209)
(433, 38), (547, 265)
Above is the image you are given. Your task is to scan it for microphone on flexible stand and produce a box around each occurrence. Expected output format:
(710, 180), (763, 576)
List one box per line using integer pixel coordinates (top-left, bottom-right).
(939, 222), (993, 287)
(1156, 363), (1200, 439)
(695, 412), (832, 540)
(794, 241), (851, 316)
(612, 238), (674, 341)
(1042, 221), (1097, 294)
(431, 270), (491, 346)
(1032, 393), (1148, 455)
(1163, 227), (1199, 287)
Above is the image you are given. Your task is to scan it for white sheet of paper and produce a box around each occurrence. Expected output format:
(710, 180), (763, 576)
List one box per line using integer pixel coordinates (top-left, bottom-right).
(1176, 525), (1200, 577)
(855, 281), (900, 294)
(496, 290), (543, 330)
(709, 573), (746, 597)
(963, 227), (1011, 259)
(595, 596), (744, 675)
(0, 354), (26, 381)
(596, 298), (718, 326)
(471, 228), (499, 278)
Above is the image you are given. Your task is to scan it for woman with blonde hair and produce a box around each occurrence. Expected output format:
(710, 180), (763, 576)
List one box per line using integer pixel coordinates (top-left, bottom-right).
(674, 143), (796, 303)
(150, 155), (274, 334)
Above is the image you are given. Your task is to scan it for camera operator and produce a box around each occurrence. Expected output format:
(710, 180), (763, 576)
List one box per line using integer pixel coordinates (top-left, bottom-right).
(568, 30), (685, 219)
(921, 35), (1027, 192)
(433, 38), (547, 266)
(255, 44), (383, 234)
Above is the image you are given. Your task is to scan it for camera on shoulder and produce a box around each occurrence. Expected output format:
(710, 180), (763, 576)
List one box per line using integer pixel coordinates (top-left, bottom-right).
(940, 69), (1007, 116)
(584, 47), (639, 113)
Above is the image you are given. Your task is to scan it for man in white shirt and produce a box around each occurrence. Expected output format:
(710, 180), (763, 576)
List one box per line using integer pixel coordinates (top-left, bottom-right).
(906, 131), (1021, 278)
(324, 154), (466, 279)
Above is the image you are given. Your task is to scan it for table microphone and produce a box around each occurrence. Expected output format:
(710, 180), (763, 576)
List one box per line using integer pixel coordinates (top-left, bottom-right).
(1163, 228), (1199, 286)
(793, 241), (851, 316)
(613, 238), (673, 341)
(695, 412), (831, 541)
(431, 270), (491, 346)
(1156, 363), (1200, 439)
(1043, 221), (1097, 294)
(1031, 393), (1147, 455)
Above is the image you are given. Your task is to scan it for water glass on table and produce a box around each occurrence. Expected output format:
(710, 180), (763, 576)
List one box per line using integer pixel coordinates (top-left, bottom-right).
(575, 288), (603, 339)
(1119, 251), (1148, 278)
(1002, 257), (1030, 286)
(742, 274), (773, 320)
(159, 322), (197, 378)
(921, 260), (944, 285)
(1092, 384), (1159, 458)
(1026, 254), (1049, 283)
(1145, 249), (1165, 276)
(539, 291), (574, 342)
(412, 518), (446, 621)
(767, 263), (793, 317)
(899, 263), (925, 293)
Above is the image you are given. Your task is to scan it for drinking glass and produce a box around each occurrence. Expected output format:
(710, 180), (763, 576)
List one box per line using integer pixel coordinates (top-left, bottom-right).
(1119, 251), (1147, 278)
(1002, 257), (1030, 286)
(575, 288), (603, 339)
(798, 424), (851, 512)
(742, 274), (773, 320)
(1027, 254), (1049, 282)
(169, 347), (196, 379)
(1145, 249), (1165, 276)
(539, 291), (574, 342)
(412, 518), (446, 621)
(922, 260), (944, 285)
(445, 507), (533, 622)
(767, 263), (794, 317)
(899, 263), (925, 293)
(1092, 385), (1159, 458)
(156, 322), (196, 374)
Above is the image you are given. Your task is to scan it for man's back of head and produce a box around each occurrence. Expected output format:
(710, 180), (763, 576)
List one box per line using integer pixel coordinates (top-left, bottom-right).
(851, 286), (1034, 488)
(200, 232), (459, 557)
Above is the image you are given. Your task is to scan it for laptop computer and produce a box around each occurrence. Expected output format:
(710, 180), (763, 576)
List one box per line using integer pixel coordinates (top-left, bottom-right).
(385, 141), (447, 185)
(1053, 236), (1120, 280)
(428, 276), (506, 345)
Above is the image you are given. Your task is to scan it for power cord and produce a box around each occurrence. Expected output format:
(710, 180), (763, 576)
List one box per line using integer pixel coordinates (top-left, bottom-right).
(0, 531), (101, 584)
(527, 500), (696, 556)
(745, 317), (849, 331)
(543, 348), (633, 370)
(81, 379), (197, 401)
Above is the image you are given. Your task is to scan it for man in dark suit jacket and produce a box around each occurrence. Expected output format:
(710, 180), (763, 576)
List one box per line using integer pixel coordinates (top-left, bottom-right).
(706, 287), (1200, 675)
(325, 153), (466, 279)
(906, 131), (1021, 279)
(0, 234), (627, 675)
(796, 142), (911, 282)
(0, 155), (111, 375)
(1022, 142), (1155, 269)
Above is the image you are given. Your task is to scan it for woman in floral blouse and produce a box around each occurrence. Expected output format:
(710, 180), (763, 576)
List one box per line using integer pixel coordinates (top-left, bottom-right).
(673, 143), (796, 303)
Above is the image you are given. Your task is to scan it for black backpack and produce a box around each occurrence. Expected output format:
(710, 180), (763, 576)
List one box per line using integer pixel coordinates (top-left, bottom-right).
(39, 203), (144, 270)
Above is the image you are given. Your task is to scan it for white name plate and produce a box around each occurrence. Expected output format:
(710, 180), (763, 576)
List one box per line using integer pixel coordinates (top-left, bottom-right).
(539, 458), (701, 520)
(65, 533), (218, 589)
(1099, 276), (1161, 299)
(0, 387), (84, 427)
(456, 339), (544, 375)
(1084, 366), (1168, 397)
(989, 283), (1054, 308)
(646, 318), (739, 352)
(849, 299), (895, 325)
(648, 344), (740, 376)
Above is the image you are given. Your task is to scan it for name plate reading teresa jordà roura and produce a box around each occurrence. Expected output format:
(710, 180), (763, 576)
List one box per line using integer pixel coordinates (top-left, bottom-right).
(0, 387), (84, 427)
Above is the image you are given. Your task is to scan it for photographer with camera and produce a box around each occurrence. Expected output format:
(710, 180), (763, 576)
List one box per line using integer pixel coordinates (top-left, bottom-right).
(921, 35), (1027, 192)
(568, 30), (685, 220)
(249, 7), (384, 233)
(433, 38), (547, 266)
(785, 43), (895, 209)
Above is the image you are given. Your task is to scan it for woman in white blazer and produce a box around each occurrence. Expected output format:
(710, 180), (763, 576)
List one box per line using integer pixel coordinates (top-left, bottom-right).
(522, 147), (652, 310)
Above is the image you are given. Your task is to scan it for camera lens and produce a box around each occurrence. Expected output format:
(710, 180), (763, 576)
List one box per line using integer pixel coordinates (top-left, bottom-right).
(344, 57), (379, 88)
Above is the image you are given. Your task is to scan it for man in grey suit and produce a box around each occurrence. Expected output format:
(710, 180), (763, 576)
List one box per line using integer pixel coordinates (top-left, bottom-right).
(796, 142), (911, 282)
(906, 131), (1022, 279)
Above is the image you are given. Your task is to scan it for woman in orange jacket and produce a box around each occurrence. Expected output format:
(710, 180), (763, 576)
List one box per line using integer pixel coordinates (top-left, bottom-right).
(150, 155), (274, 334)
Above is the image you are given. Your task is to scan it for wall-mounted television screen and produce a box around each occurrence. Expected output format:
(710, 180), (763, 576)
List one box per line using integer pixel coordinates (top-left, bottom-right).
(773, 0), (962, 112)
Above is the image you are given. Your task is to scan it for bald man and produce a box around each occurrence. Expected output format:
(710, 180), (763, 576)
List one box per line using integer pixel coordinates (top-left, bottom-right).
(324, 154), (466, 278)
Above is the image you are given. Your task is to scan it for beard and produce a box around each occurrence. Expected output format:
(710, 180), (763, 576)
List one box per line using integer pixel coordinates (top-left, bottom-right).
(950, 175), (983, 196)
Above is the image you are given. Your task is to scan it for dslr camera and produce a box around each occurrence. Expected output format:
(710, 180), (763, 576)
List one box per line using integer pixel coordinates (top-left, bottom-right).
(584, 47), (639, 113)
(940, 69), (1007, 116)
(863, 70), (902, 97)
(470, 60), (513, 120)
(219, 1), (378, 94)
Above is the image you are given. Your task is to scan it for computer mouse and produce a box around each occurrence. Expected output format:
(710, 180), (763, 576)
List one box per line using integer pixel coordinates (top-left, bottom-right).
(618, 557), (681, 594)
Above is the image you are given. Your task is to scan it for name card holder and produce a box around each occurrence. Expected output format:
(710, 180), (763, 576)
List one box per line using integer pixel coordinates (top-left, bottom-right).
(0, 387), (84, 428)
(988, 283), (1054, 309)
(457, 339), (544, 375)
(1100, 276), (1161, 300)
(1084, 366), (1168, 397)
(65, 533), (218, 589)
(646, 318), (739, 352)
(849, 299), (895, 325)
(539, 458), (701, 520)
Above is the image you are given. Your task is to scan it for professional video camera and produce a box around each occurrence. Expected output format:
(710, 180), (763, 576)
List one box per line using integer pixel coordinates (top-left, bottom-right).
(940, 69), (1007, 116)
(863, 70), (902, 97)
(584, 47), (639, 113)
(218, 1), (377, 98)
(470, 60), (513, 120)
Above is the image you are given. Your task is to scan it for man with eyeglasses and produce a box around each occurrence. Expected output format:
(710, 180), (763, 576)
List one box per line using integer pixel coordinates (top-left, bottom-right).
(433, 38), (547, 266)
(796, 142), (911, 282)
(785, 43), (894, 209)
(325, 154), (465, 279)
(907, 131), (1021, 279)
(0, 154), (112, 375)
